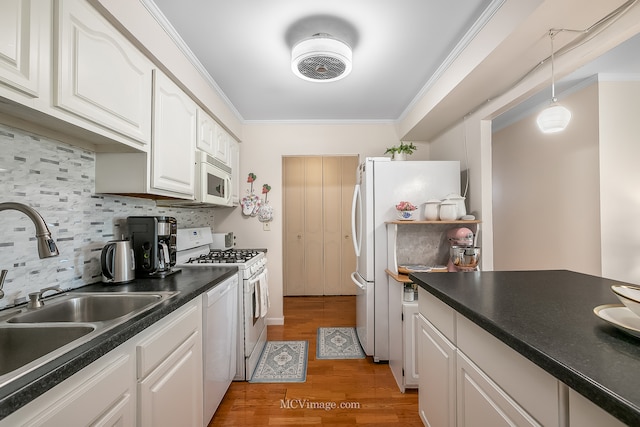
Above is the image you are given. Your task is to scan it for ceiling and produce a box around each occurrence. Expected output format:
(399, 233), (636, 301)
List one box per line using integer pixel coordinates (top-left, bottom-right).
(493, 32), (640, 131)
(146, 0), (639, 138)
(148, 0), (495, 122)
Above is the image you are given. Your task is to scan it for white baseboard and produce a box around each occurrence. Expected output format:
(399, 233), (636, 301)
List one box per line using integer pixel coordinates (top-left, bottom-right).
(265, 316), (284, 325)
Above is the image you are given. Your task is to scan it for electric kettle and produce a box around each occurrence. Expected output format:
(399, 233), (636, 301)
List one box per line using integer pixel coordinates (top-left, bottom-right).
(101, 240), (135, 284)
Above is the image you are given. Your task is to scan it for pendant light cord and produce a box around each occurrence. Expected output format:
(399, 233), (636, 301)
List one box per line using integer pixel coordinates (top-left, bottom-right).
(549, 30), (557, 101)
(462, 0), (639, 118)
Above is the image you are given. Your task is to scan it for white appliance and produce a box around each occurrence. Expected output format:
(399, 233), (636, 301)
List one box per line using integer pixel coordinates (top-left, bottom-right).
(350, 157), (460, 362)
(203, 273), (237, 423)
(211, 232), (234, 250)
(162, 151), (232, 207)
(176, 227), (268, 381)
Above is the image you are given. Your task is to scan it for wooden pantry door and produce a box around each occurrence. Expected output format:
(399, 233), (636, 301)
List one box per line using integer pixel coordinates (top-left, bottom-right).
(283, 155), (358, 296)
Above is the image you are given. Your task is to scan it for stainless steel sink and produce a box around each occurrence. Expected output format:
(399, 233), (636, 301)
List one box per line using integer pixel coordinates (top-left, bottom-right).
(7, 293), (164, 324)
(0, 291), (178, 388)
(0, 325), (95, 376)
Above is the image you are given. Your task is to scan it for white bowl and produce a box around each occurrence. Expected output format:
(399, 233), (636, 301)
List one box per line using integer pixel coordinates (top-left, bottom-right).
(611, 285), (640, 318)
(396, 210), (417, 220)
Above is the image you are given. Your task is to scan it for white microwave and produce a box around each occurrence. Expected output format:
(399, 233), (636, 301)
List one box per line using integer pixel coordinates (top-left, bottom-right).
(195, 151), (232, 207)
(160, 151), (232, 208)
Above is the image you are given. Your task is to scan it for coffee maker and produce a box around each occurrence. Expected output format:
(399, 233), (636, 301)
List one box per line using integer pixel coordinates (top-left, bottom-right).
(127, 216), (179, 278)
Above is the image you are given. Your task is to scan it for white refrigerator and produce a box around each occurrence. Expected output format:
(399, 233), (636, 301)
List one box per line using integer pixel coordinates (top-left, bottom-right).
(351, 157), (460, 362)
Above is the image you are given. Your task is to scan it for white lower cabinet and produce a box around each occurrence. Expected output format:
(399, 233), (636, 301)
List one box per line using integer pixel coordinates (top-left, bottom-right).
(417, 288), (558, 427)
(417, 288), (627, 426)
(568, 389), (625, 427)
(0, 349), (135, 426)
(0, 297), (203, 427)
(418, 313), (456, 427)
(456, 351), (540, 426)
(389, 277), (419, 391)
(136, 298), (203, 427)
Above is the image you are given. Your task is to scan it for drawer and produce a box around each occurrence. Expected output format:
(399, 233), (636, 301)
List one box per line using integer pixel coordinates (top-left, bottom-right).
(136, 298), (201, 379)
(418, 287), (456, 343)
(456, 314), (559, 427)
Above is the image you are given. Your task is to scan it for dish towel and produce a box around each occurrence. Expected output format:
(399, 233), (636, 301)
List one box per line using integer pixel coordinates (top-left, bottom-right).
(254, 269), (270, 318)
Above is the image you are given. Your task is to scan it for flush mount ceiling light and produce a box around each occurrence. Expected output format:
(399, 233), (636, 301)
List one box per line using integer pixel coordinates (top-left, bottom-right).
(291, 33), (352, 82)
(536, 30), (572, 134)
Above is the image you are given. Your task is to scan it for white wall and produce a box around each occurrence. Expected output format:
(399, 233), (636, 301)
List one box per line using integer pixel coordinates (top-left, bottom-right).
(492, 83), (601, 275)
(425, 6), (640, 274)
(599, 80), (640, 284)
(214, 123), (420, 323)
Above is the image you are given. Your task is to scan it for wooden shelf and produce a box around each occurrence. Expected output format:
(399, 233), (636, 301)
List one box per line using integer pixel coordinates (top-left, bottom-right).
(386, 269), (414, 283)
(386, 220), (481, 225)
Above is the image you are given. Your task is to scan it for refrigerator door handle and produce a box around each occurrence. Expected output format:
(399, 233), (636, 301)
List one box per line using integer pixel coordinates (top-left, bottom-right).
(350, 272), (366, 290)
(351, 184), (361, 257)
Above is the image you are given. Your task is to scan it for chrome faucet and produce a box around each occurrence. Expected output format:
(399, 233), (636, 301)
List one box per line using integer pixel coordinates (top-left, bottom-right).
(0, 270), (6, 299)
(27, 286), (64, 309)
(0, 202), (60, 301)
(0, 202), (59, 258)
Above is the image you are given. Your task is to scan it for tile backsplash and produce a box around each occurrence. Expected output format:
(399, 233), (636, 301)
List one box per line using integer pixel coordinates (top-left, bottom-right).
(0, 123), (216, 308)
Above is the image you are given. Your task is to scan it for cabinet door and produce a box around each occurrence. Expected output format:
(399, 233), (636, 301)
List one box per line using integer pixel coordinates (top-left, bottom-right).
(323, 156), (342, 295)
(214, 124), (230, 165)
(388, 278), (404, 391)
(0, 0), (45, 99)
(283, 156), (306, 295)
(4, 353), (135, 427)
(403, 302), (419, 387)
(196, 108), (216, 155)
(419, 313), (456, 427)
(138, 331), (203, 427)
(152, 70), (196, 196)
(55, 0), (153, 146)
(229, 138), (240, 205)
(456, 351), (541, 427)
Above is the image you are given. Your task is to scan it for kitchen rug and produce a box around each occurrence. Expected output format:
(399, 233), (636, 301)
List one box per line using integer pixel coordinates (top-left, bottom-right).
(250, 341), (308, 383)
(316, 327), (365, 359)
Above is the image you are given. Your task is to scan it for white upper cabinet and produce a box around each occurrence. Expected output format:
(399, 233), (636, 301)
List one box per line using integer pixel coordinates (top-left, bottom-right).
(196, 108), (217, 156)
(54, 0), (153, 147)
(151, 69), (196, 196)
(229, 137), (240, 205)
(197, 107), (232, 166)
(214, 122), (230, 165)
(0, 0), (48, 102)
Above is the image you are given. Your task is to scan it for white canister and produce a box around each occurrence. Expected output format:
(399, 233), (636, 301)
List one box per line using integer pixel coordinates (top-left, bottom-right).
(424, 199), (441, 221)
(439, 200), (458, 221)
(404, 285), (415, 302)
(445, 194), (467, 219)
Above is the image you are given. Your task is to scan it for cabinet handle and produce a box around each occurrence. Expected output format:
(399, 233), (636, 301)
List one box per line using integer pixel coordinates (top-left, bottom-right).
(297, 234), (302, 239)
(344, 235), (350, 239)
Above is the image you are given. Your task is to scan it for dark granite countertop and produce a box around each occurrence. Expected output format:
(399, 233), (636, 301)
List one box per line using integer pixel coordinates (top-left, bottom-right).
(409, 270), (640, 426)
(0, 265), (237, 420)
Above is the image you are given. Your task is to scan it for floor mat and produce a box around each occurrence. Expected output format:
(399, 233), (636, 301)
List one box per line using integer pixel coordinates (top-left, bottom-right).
(316, 327), (365, 359)
(250, 341), (308, 383)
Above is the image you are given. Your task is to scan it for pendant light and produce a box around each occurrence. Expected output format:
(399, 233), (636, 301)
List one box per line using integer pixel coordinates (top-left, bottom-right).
(536, 30), (571, 133)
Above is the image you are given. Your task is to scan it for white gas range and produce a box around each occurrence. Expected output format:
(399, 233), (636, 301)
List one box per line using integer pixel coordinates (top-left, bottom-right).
(176, 227), (268, 382)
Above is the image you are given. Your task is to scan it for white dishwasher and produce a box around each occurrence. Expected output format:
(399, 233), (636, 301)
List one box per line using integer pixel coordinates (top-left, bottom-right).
(203, 274), (238, 424)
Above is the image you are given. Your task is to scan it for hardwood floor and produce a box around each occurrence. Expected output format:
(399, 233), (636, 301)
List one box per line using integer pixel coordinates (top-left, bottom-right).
(209, 296), (422, 426)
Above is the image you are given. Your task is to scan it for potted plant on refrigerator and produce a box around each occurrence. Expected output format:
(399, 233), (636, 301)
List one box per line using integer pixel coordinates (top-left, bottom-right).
(384, 142), (417, 160)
